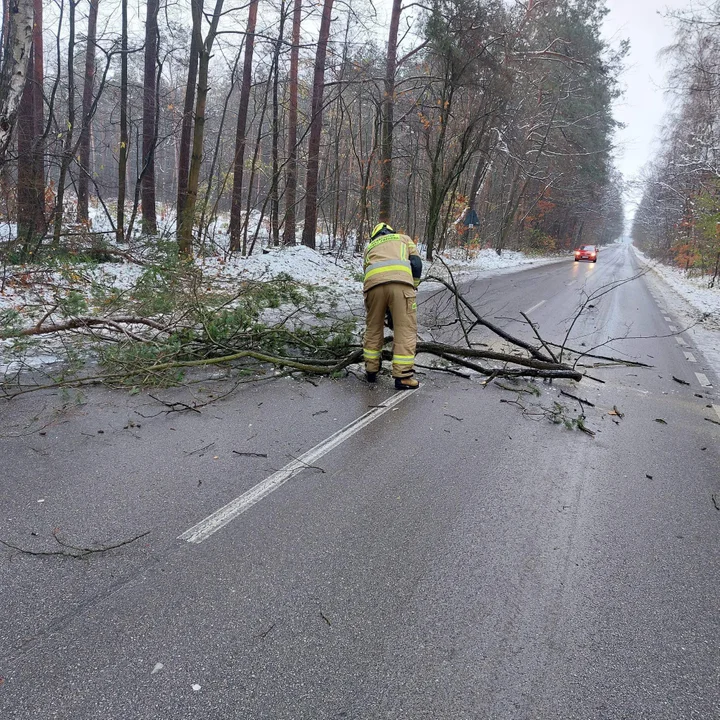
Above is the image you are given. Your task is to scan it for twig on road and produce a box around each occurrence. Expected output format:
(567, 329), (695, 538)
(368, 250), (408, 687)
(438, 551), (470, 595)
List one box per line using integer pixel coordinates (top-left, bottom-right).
(0, 530), (150, 558)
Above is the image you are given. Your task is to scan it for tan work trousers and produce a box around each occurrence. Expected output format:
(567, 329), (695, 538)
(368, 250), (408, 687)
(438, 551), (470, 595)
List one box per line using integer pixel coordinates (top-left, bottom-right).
(363, 282), (417, 377)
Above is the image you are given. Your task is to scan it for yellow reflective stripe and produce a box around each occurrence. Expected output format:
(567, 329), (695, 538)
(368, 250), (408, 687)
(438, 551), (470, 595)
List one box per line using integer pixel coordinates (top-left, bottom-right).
(366, 233), (402, 254)
(365, 264), (413, 280)
(363, 349), (381, 358)
(392, 355), (415, 364)
(366, 258), (411, 273)
(413, 279), (420, 287)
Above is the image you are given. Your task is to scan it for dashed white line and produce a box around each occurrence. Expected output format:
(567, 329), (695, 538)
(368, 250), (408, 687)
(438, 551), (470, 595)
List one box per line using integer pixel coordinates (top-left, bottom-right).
(566, 280), (577, 287)
(663, 316), (671, 322)
(676, 336), (687, 346)
(524, 300), (546, 314)
(684, 351), (697, 363)
(695, 372), (712, 388)
(668, 325), (677, 333)
(179, 389), (417, 544)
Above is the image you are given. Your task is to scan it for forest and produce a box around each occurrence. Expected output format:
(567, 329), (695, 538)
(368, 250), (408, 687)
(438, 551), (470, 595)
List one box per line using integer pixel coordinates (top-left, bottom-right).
(0, 0), (626, 262)
(632, 1), (720, 287)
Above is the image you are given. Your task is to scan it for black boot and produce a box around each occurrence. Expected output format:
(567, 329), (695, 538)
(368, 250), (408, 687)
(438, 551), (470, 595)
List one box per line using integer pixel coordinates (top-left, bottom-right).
(366, 371), (377, 383)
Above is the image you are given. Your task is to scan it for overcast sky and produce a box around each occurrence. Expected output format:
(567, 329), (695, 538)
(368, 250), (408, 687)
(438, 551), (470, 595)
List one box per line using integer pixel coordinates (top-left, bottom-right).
(601, 0), (691, 217)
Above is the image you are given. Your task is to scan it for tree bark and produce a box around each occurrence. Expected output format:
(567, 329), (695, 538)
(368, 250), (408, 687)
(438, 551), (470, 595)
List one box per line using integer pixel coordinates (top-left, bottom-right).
(17, 0), (44, 255)
(300, 0), (334, 250)
(116, 0), (128, 243)
(378, 0), (401, 224)
(177, 0), (225, 257)
(176, 0), (202, 226)
(52, 0), (77, 245)
(229, 0), (259, 252)
(76, 0), (99, 224)
(141, 0), (159, 234)
(282, 0), (302, 246)
(0, 0), (34, 162)
(270, 0), (286, 247)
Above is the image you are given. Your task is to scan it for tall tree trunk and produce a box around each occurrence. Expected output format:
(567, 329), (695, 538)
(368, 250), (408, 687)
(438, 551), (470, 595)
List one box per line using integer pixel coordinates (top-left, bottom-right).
(116, 0), (128, 243)
(270, 0), (286, 247)
(176, 0), (202, 226)
(1, 0), (9, 61)
(17, 0), (44, 256)
(378, 0), (401, 224)
(141, 0), (159, 234)
(76, 0), (98, 224)
(300, 0), (334, 250)
(52, 0), (77, 245)
(460, 149), (491, 244)
(177, 0), (225, 257)
(282, 0), (301, 245)
(229, 0), (258, 252)
(0, 0), (34, 162)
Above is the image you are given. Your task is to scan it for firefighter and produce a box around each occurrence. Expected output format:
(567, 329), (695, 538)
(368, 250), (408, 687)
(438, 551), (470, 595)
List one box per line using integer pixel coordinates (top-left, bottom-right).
(363, 222), (422, 390)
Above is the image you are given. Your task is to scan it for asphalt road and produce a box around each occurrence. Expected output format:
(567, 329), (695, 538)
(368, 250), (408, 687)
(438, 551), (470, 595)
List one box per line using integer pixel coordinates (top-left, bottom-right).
(1, 244), (719, 719)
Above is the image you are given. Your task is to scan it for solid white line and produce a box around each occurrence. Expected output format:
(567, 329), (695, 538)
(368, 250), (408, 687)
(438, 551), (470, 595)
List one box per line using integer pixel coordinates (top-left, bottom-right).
(695, 372), (712, 388)
(675, 336), (687, 346)
(668, 325), (677, 333)
(683, 351), (697, 363)
(524, 300), (546, 314)
(179, 390), (417, 544)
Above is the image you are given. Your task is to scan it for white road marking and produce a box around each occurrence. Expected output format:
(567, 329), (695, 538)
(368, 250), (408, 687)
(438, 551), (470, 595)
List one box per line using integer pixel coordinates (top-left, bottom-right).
(684, 351), (697, 363)
(714, 405), (720, 422)
(695, 372), (712, 388)
(524, 300), (546, 314)
(179, 390), (417, 544)
(663, 316), (671, 322)
(566, 280), (577, 287)
(676, 336), (687, 346)
(668, 325), (677, 333)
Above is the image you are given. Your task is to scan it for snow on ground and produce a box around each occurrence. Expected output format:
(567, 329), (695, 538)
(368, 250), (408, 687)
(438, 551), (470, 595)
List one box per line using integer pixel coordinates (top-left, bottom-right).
(198, 244), (363, 290)
(633, 246), (720, 377)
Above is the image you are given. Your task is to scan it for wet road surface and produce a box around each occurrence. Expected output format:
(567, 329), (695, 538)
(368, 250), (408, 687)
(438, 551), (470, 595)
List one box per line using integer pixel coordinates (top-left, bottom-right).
(1, 244), (719, 719)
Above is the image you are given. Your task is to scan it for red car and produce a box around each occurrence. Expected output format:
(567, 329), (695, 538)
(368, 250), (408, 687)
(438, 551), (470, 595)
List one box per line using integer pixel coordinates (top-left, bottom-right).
(574, 245), (598, 262)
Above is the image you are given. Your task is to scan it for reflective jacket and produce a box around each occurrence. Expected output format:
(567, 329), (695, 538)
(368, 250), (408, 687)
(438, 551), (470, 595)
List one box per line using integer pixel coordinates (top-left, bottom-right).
(363, 233), (420, 292)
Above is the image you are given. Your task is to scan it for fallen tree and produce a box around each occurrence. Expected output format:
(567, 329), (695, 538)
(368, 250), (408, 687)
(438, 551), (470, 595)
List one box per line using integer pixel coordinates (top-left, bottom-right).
(0, 259), (649, 397)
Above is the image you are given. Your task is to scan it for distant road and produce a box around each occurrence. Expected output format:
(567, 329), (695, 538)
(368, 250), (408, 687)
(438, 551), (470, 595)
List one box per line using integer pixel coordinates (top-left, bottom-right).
(2, 242), (719, 719)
